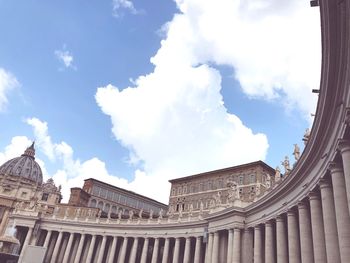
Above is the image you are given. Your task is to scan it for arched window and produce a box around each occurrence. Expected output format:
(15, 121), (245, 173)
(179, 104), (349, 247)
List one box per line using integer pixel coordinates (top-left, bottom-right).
(104, 203), (110, 212)
(90, 199), (97, 208)
(111, 206), (117, 214)
(98, 201), (103, 210)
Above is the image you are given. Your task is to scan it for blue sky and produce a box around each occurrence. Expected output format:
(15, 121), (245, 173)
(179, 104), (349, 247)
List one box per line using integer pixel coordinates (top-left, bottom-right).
(0, 0), (320, 203)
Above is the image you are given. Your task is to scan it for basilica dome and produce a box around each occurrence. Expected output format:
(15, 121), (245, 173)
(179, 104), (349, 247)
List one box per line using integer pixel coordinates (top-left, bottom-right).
(0, 142), (43, 185)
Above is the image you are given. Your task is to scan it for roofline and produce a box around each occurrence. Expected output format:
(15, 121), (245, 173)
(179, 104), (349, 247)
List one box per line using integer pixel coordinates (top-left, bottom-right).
(169, 161), (275, 183)
(84, 178), (167, 207)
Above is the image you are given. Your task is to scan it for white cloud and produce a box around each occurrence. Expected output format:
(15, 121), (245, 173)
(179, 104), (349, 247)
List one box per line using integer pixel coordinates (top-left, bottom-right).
(112, 0), (139, 17)
(0, 68), (19, 111)
(95, 0), (320, 202)
(54, 46), (76, 70)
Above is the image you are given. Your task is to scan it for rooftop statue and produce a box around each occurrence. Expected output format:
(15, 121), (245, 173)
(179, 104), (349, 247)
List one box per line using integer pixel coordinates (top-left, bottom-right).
(275, 166), (281, 182)
(303, 128), (311, 145)
(293, 144), (301, 161)
(281, 156), (291, 174)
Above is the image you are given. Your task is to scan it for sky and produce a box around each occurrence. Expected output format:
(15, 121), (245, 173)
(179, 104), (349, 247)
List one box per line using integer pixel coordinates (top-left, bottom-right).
(0, 0), (321, 204)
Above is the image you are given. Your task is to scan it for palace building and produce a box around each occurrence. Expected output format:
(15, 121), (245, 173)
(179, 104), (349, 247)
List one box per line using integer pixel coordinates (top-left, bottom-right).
(0, 0), (350, 262)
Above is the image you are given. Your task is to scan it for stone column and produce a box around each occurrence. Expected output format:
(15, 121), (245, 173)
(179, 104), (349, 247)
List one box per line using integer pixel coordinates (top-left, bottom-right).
(183, 237), (191, 263)
(212, 231), (220, 263)
(141, 237), (149, 263)
(86, 234), (97, 263)
(151, 237), (160, 263)
(309, 191), (327, 263)
(74, 233), (86, 263)
(194, 236), (202, 263)
(329, 162), (350, 262)
(227, 229), (234, 263)
(62, 232), (75, 263)
(0, 209), (9, 236)
(118, 237), (128, 263)
(129, 237), (139, 263)
(319, 179), (341, 263)
(287, 210), (300, 263)
(172, 237), (181, 263)
(51, 231), (63, 263)
(232, 228), (241, 263)
(265, 221), (275, 263)
(205, 233), (213, 263)
(162, 238), (170, 263)
(97, 235), (107, 263)
(18, 227), (33, 262)
(242, 228), (253, 263)
(107, 236), (118, 263)
(276, 216), (288, 263)
(298, 202), (314, 263)
(253, 226), (262, 263)
(338, 139), (350, 214)
(43, 230), (52, 248)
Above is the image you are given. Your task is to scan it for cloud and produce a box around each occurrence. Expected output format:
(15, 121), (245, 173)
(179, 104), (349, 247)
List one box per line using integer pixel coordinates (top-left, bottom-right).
(0, 68), (19, 111)
(95, 0), (320, 202)
(112, 0), (139, 17)
(54, 46), (76, 70)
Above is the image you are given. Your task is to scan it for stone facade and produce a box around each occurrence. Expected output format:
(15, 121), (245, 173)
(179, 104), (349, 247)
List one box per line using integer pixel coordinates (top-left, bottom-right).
(168, 161), (275, 216)
(69, 178), (168, 218)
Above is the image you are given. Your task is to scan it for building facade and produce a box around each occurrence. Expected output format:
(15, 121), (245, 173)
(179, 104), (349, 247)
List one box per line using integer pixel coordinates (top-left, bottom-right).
(168, 161), (275, 217)
(69, 179), (168, 218)
(0, 1), (350, 262)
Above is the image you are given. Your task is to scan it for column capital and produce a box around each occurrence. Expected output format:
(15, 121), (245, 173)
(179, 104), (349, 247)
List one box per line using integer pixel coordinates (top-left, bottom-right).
(338, 139), (350, 153)
(319, 178), (332, 189)
(233, 228), (241, 233)
(308, 190), (320, 200)
(243, 228), (252, 233)
(287, 209), (297, 216)
(254, 225), (261, 231)
(265, 220), (273, 227)
(328, 162), (343, 174)
(276, 215), (284, 222)
(298, 201), (308, 210)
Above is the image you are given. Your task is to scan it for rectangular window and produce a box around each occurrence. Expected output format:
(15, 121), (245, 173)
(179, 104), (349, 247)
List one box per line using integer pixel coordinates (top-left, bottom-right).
(41, 193), (49, 201)
(239, 176), (244, 185)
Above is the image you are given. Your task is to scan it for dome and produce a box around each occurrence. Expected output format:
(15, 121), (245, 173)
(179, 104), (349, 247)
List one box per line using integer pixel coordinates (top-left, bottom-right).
(0, 142), (43, 185)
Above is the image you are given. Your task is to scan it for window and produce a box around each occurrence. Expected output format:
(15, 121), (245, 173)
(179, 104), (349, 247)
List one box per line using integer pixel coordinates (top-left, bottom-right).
(178, 187), (182, 195)
(90, 199), (97, 207)
(41, 193), (49, 201)
(183, 186), (187, 194)
(172, 188), (176, 196)
(250, 174), (256, 183)
(21, 192), (28, 198)
(239, 176), (244, 185)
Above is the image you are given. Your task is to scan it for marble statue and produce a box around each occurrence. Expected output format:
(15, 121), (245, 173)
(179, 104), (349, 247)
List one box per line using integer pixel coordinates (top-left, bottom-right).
(303, 128), (311, 145)
(149, 209), (154, 219)
(293, 144), (301, 161)
(281, 156), (291, 174)
(138, 209), (143, 219)
(118, 210), (122, 220)
(213, 192), (222, 205)
(275, 166), (281, 182)
(129, 210), (134, 220)
(158, 208), (164, 219)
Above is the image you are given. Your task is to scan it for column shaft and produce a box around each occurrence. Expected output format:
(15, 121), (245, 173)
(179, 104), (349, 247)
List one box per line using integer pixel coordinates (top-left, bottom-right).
(205, 233), (213, 263)
(232, 228), (241, 263)
(242, 228), (253, 263)
(107, 236), (118, 263)
(43, 230), (52, 248)
(172, 237), (181, 263)
(212, 232), (219, 263)
(227, 229), (234, 263)
(320, 179), (341, 263)
(97, 235), (107, 263)
(265, 221), (275, 263)
(74, 234), (86, 263)
(86, 235), (97, 263)
(329, 163), (350, 262)
(276, 216), (288, 263)
(183, 237), (191, 263)
(254, 226), (263, 263)
(287, 210), (301, 263)
(151, 238), (160, 263)
(18, 227), (33, 262)
(309, 192), (327, 263)
(51, 231), (63, 263)
(162, 238), (170, 263)
(298, 202), (314, 263)
(338, 140), (350, 215)
(118, 237), (128, 263)
(194, 236), (202, 263)
(129, 237), (139, 263)
(62, 233), (74, 263)
(140, 238), (149, 263)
